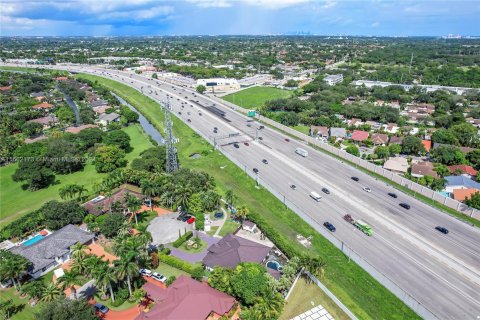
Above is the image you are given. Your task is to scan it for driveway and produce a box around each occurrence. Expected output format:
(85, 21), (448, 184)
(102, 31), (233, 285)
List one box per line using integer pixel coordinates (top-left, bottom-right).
(165, 232), (220, 263)
(147, 213), (194, 246)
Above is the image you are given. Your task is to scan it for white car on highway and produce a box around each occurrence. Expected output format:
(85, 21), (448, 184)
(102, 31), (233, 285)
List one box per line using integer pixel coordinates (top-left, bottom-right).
(363, 187), (372, 193)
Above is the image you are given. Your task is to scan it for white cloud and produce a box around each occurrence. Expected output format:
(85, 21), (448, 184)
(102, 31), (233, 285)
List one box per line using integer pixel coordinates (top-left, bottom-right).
(186, 0), (232, 8)
(98, 5), (174, 21)
(371, 21), (380, 27)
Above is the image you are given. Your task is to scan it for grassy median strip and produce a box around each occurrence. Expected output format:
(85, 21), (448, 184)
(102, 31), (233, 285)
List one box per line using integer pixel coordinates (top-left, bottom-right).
(76, 73), (420, 320)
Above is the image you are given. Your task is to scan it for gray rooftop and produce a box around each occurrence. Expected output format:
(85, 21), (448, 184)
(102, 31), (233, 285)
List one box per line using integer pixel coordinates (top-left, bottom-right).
(445, 176), (480, 189)
(202, 233), (270, 269)
(10, 224), (94, 274)
(90, 99), (109, 108)
(98, 112), (120, 122)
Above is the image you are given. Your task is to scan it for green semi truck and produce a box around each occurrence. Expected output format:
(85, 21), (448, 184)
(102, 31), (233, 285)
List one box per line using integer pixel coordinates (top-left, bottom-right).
(344, 214), (373, 236)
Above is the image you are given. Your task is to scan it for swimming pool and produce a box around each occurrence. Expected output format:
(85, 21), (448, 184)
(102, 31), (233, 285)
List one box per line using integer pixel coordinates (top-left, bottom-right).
(266, 260), (283, 271)
(22, 234), (45, 247)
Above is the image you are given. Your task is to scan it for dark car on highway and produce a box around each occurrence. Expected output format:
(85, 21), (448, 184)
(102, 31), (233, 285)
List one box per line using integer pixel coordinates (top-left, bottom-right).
(435, 226), (449, 234)
(323, 222), (336, 232)
(233, 143), (239, 148)
(187, 119), (191, 122)
(259, 125), (264, 129)
(322, 188), (330, 194)
(351, 176), (359, 181)
(399, 203), (411, 210)
(253, 168), (259, 174)
(388, 192), (397, 198)
(262, 159), (268, 164)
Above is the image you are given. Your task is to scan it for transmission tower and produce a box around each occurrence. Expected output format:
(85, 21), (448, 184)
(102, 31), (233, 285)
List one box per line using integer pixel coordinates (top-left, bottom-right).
(163, 98), (179, 173)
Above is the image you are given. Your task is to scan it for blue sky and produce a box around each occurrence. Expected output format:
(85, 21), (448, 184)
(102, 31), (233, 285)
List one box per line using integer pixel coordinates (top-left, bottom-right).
(1, 0), (479, 36)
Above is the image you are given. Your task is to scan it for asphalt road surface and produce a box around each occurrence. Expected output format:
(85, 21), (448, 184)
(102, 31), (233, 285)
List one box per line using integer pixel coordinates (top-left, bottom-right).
(19, 64), (480, 319)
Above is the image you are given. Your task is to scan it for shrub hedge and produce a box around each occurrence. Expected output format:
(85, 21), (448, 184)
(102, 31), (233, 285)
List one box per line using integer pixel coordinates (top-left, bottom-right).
(172, 230), (193, 248)
(159, 253), (195, 274)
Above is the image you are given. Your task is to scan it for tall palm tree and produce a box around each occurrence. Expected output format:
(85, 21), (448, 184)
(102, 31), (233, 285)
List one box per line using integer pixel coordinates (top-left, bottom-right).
(141, 179), (157, 210)
(225, 189), (235, 206)
(126, 195), (143, 225)
(58, 270), (80, 299)
(93, 262), (117, 302)
(40, 283), (62, 303)
(76, 185), (88, 201)
(300, 256), (327, 282)
(251, 290), (284, 320)
(84, 255), (103, 278)
(0, 253), (30, 291)
(114, 252), (139, 297)
(71, 256), (89, 276)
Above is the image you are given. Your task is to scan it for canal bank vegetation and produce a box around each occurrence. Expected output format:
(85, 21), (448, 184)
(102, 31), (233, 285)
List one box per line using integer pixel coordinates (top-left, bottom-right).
(76, 72), (421, 320)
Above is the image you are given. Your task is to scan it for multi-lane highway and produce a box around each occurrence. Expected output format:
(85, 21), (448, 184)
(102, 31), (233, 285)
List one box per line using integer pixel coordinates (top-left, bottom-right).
(11, 64), (480, 319)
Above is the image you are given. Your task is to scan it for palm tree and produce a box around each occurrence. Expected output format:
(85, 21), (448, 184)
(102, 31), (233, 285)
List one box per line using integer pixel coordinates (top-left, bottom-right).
(76, 185), (88, 201)
(58, 270), (80, 299)
(93, 262), (117, 302)
(84, 255), (103, 278)
(225, 189), (235, 206)
(141, 179), (158, 210)
(250, 290), (284, 320)
(114, 252), (139, 297)
(59, 186), (70, 200)
(175, 186), (192, 211)
(71, 256), (89, 276)
(40, 283), (62, 303)
(70, 243), (88, 260)
(0, 253), (30, 291)
(236, 205), (249, 222)
(126, 195), (143, 225)
(300, 256), (327, 282)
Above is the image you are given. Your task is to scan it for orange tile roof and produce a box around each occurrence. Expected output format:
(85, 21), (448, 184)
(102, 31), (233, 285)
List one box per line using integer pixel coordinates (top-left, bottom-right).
(32, 102), (54, 109)
(453, 188), (480, 202)
(448, 165), (478, 176)
(0, 86), (12, 91)
(422, 140), (432, 152)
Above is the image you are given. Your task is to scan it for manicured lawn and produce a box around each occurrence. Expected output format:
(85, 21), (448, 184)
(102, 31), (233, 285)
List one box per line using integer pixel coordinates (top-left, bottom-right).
(0, 288), (37, 320)
(218, 211), (240, 237)
(292, 125), (310, 135)
(155, 262), (188, 278)
(74, 73), (420, 320)
(206, 226), (219, 236)
(222, 86), (293, 109)
(176, 238), (207, 254)
(280, 277), (350, 320)
(0, 124), (152, 227)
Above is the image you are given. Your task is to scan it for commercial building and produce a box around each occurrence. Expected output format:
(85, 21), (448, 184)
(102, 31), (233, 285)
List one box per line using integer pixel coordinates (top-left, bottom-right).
(196, 78), (240, 93)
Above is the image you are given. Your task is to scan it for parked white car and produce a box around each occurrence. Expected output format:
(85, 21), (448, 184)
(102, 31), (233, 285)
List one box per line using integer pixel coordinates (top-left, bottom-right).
(139, 268), (152, 277)
(152, 272), (167, 283)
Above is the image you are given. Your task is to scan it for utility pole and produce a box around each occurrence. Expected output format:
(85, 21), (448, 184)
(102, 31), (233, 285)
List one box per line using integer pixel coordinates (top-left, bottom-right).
(409, 52), (414, 74)
(164, 97), (179, 173)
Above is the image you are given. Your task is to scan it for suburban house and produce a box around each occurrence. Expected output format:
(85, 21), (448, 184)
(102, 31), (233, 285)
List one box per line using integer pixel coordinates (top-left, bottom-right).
(0, 86), (12, 93)
(351, 130), (369, 142)
(329, 127), (347, 139)
(65, 124), (98, 134)
(411, 162), (439, 178)
(365, 121), (381, 130)
(444, 176), (480, 193)
(90, 100), (109, 108)
(96, 112), (120, 127)
(9, 225), (94, 279)
(202, 234), (271, 271)
(389, 136), (403, 145)
(54, 76), (69, 81)
(310, 126), (329, 138)
(371, 133), (389, 145)
(347, 118), (364, 127)
(92, 105), (109, 115)
(32, 102), (54, 111)
(30, 92), (46, 102)
(448, 165), (478, 178)
(383, 123), (399, 134)
(28, 114), (58, 129)
(138, 276), (236, 320)
(84, 187), (145, 216)
(452, 188), (480, 202)
(383, 157), (409, 174)
(323, 74), (343, 86)
(422, 140), (432, 153)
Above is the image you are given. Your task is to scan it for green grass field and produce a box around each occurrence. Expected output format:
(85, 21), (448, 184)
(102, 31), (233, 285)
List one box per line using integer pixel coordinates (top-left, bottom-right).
(75, 73), (420, 320)
(292, 125), (310, 135)
(222, 86), (293, 109)
(155, 262), (189, 278)
(280, 277), (350, 320)
(0, 124), (151, 227)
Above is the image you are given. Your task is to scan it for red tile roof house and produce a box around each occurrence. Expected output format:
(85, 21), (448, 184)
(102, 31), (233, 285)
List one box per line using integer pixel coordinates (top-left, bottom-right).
(83, 187), (145, 216)
(137, 276), (236, 320)
(422, 140), (432, 152)
(350, 130), (369, 142)
(0, 86), (12, 93)
(448, 165), (478, 178)
(32, 102), (54, 110)
(371, 133), (389, 145)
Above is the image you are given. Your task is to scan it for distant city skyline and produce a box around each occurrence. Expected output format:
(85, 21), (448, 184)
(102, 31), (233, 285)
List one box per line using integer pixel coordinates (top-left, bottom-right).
(1, 0), (479, 37)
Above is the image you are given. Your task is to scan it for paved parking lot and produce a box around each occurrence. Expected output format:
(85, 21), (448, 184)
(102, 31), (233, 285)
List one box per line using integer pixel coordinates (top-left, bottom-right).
(147, 212), (194, 246)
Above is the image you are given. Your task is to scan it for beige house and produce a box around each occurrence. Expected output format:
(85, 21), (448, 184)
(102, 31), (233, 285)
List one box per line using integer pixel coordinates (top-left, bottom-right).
(383, 157), (409, 174)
